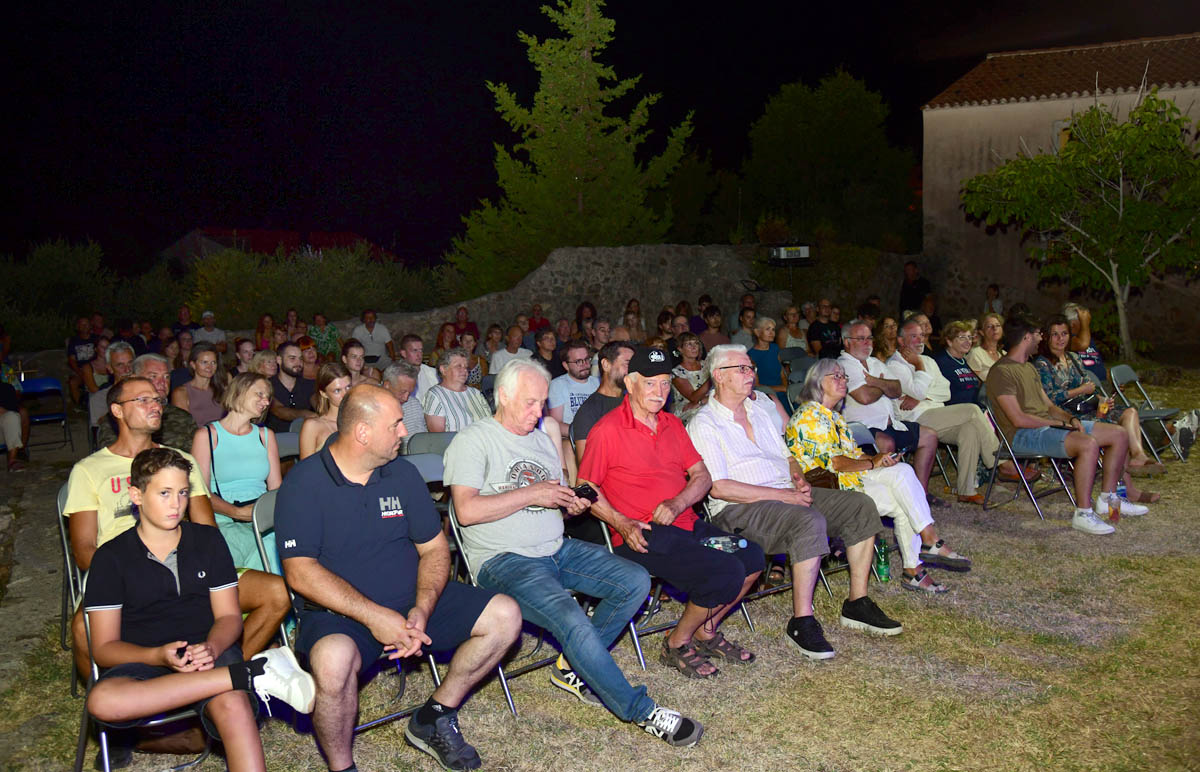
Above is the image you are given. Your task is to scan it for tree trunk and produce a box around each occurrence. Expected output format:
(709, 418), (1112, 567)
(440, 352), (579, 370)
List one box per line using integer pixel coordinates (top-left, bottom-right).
(1113, 267), (1134, 362)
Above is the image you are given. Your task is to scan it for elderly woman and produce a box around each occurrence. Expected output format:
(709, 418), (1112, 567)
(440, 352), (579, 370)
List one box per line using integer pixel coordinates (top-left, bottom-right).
(933, 321), (984, 406)
(248, 350), (278, 378)
(422, 347), (491, 432)
(191, 372), (282, 572)
(785, 358), (970, 593)
(1036, 315), (1163, 492)
(968, 313), (1005, 381)
(299, 363), (351, 459)
(671, 332), (710, 417)
(170, 342), (227, 426)
(749, 316), (789, 407)
(310, 312), (342, 363)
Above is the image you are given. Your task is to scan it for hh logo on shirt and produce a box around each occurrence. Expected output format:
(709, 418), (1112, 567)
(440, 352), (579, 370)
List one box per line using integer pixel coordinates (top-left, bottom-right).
(379, 495), (405, 519)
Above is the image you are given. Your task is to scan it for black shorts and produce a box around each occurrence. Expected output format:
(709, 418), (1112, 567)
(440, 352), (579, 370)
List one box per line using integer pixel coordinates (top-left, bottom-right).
(94, 645), (257, 740)
(613, 519), (764, 609)
(875, 424), (920, 454)
(295, 582), (496, 672)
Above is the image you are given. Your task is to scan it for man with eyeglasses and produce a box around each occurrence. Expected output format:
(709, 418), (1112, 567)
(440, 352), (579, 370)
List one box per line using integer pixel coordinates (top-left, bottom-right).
(549, 341), (599, 448)
(96, 353), (200, 450)
(885, 319), (1023, 506)
(688, 345), (901, 660)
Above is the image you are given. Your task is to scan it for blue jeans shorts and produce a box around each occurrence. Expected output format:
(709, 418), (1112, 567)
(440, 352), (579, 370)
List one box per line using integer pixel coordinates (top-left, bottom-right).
(1010, 421), (1095, 457)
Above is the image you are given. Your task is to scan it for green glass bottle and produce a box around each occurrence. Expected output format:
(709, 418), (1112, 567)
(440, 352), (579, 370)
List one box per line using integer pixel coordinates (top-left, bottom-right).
(874, 536), (891, 582)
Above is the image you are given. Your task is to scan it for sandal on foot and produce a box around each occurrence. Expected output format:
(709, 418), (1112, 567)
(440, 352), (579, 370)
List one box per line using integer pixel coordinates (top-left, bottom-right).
(901, 568), (948, 594)
(918, 539), (971, 572)
(763, 565), (787, 588)
(692, 631), (756, 664)
(1127, 462), (1165, 478)
(660, 639), (718, 678)
(1131, 489), (1161, 504)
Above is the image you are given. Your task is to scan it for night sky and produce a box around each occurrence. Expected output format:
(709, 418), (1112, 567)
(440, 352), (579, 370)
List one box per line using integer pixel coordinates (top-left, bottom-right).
(5, 1), (1197, 271)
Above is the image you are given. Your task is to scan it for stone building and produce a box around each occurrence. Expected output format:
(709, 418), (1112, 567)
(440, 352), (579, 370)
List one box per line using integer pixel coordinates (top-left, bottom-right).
(921, 33), (1200, 341)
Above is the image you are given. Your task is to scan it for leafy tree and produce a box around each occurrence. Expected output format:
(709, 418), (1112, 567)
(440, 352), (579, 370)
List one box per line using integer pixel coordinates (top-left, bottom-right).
(962, 90), (1200, 361)
(449, 0), (692, 296)
(742, 70), (916, 250)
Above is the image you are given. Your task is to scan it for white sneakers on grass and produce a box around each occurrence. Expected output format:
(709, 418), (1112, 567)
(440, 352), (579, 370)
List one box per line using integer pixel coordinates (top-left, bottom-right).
(1095, 492), (1148, 517)
(1072, 508), (1115, 535)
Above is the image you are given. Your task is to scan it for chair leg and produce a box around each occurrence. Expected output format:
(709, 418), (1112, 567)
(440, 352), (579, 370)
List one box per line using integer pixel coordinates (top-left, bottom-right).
(73, 700), (90, 772)
(627, 621), (647, 671)
(60, 577), (71, 651)
(1140, 423), (1165, 464)
(738, 601), (755, 633)
(166, 742), (211, 771)
(817, 568), (834, 600)
(496, 665), (517, 717)
(1048, 460), (1076, 507)
(427, 654), (442, 687)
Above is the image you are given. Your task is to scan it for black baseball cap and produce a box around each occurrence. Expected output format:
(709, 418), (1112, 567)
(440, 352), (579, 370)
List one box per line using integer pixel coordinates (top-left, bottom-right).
(628, 346), (673, 378)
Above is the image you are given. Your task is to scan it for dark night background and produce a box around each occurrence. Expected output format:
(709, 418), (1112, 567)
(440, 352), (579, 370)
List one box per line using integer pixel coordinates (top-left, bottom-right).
(4, 1), (1198, 272)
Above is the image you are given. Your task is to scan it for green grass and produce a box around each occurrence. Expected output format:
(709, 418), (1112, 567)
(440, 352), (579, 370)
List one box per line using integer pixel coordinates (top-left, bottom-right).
(2, 375), (1197, 771)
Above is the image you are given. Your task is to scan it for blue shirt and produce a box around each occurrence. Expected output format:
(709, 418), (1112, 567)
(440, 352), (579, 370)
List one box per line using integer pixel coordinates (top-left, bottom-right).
(748, 344), (783, 387)
(933, 349), (982, 406)
(275, 444), (441, 612)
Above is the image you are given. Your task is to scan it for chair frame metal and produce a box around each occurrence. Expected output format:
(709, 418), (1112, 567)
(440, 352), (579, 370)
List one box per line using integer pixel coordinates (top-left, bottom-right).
(21, 376), (75, 451)
(1109, 364), (1182, 462)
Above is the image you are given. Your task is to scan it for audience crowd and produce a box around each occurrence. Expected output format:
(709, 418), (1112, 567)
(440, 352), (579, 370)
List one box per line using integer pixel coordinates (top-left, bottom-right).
(3, 262), (1191, 772)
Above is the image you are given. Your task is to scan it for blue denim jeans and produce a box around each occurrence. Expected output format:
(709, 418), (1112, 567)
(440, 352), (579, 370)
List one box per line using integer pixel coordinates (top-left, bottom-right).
(476, 538), (655, 722)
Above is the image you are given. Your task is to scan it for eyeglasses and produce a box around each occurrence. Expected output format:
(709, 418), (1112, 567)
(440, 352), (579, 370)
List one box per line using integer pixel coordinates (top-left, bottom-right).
(844, 336), (872, 342)
(118, 396), (167, 407)
(953, 334), (973, 342)
(824, 372), (849, 381)
(716, 365), (757, 374)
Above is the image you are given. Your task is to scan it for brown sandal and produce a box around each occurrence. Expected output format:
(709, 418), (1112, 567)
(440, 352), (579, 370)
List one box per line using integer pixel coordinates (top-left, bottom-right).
(692, 631), (756, 664)
(660, 639), (718, 678)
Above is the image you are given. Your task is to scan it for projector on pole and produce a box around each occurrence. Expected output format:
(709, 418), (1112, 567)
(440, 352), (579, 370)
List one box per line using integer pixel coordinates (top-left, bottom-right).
(766, 245), (813, 266)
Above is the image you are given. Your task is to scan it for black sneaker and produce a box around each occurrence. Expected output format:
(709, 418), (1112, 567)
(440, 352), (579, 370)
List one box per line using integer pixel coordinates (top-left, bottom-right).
(636, 705), (704, 747)
(785, 615), (836, 660)
(840, 596), (903, 636)
(405, 710), (482, 770)
(1180, 427), (1194, 460)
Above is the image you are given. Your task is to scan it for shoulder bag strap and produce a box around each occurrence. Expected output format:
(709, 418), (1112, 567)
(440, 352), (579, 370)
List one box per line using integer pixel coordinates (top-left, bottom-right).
(206, 423), (223, 500)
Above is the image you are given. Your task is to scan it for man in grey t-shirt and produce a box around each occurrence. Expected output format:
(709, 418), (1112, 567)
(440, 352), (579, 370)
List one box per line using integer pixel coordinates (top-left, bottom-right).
(444, 359), (703, 748)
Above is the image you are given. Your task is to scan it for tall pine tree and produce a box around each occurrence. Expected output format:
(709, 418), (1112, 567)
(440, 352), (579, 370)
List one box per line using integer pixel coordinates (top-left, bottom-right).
(449, 0), (692, 295)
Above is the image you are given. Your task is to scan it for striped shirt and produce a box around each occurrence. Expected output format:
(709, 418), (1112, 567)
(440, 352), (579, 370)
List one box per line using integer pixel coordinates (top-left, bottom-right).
(421, 385), (491, 432)
(687, 395), (792, 517)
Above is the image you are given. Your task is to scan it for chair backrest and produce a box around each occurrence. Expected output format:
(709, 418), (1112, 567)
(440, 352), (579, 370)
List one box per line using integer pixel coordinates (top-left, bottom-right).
(404, 452), (445, 485)
(406, 431), (456, 456)
(274, 431), (300, 460)
(787, 356), (817, 384)
(17, 377), (63, 396)
(846, 422), (875, 448)
(1109, 364), (1137, 389)
(288, 417), (307, 433)
(787, 382), (806, 412)
(57, 482), (82, 609)
(251, 489), (279, 579)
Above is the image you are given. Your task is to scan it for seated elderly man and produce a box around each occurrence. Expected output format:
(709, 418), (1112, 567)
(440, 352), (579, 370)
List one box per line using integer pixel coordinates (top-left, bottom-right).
(885, 318), (1032, 505)
(838, 322), (942, 504)
(579, 348), (764, 679)
(688, 345), (901, 659)
(445, 359), (703, 747)
(382, 360), (428, 442)
(277, 385), (521, 771)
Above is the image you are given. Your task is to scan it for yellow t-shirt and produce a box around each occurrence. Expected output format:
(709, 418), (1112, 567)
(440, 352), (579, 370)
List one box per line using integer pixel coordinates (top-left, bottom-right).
(63, 446), (210, 549)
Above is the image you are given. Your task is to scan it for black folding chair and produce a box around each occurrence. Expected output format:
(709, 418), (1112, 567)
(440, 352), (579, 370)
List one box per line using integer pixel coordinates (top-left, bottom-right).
(1110, 364), (1182, 462)
(978, 387), (1075, 520)
(21, 376), (75, 451)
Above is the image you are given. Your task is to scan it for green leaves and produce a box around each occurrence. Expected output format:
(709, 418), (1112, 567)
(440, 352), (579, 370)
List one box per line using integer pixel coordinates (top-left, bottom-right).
(448, 0), (693, 297)
(961, 90), (1200, 360)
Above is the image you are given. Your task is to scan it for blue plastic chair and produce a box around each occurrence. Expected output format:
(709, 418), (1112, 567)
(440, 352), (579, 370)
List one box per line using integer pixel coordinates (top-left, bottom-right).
(20, 377), (74, 451)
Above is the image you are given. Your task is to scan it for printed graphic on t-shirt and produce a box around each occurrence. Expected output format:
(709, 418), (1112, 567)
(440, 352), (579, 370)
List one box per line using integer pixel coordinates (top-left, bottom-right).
(492, 458), (554, 509)
(379, 495), (406, 519)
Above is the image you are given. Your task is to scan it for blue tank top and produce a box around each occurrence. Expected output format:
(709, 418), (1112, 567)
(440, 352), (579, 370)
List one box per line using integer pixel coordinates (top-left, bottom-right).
(209, 421), (270, 506)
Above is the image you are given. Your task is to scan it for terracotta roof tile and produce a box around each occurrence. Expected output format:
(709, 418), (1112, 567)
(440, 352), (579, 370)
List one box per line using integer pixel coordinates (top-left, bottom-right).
(924, 33), (1200, 109)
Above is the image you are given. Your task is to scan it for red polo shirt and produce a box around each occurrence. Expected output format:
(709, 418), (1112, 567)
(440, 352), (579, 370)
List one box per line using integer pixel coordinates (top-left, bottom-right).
(578, 396), (702, 546)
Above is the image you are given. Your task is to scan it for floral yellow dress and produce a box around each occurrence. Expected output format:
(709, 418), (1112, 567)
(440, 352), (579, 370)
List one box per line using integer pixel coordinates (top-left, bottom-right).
(784, 400), (867, 492)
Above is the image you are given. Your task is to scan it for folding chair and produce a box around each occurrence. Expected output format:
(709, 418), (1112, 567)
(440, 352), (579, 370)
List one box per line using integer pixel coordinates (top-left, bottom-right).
(20, 376), (74, 451)
(405, 431), (456, 457)
(74, 575), (212, 772)
(252, 489), (443, 733)
(403, 452), (462, 578)
(1110, 364), (1182, 462)
(978, 389), (1074, 520)
(56, 483), (85, 697)
(288, 417), (306, 433)
(274, 431), (300, 460)
(786, 355), (818, 384)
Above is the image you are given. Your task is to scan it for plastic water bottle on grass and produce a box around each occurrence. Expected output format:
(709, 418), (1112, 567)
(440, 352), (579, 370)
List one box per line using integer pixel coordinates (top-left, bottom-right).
(702, 536), (747, 553)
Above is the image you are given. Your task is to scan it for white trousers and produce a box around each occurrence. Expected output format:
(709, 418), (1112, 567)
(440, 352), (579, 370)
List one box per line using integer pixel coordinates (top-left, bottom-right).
(862, 464), (934, 569)
(0, 409), (22, 450)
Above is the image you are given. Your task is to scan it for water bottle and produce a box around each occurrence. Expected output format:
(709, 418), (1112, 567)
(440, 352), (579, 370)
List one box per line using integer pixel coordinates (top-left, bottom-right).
(1115, 478), (1127, 499)
(874, 536), (891, 582)
(702, 535), (747, 553)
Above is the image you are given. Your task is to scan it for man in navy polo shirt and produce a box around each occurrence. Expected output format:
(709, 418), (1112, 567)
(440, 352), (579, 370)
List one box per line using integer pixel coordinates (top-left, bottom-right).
(276, 384), (521, 772)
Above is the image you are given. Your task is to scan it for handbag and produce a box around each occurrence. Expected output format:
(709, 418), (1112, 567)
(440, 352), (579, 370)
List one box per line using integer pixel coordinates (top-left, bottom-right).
(1061, 393), (1099, 417)
(803, 467), (840, 489)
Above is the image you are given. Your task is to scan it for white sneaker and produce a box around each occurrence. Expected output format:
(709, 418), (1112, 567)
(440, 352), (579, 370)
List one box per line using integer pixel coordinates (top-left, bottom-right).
(1095, 492), (1148, 517)
(1072, 508), (1116, 535)
(251, 646), (316, 714)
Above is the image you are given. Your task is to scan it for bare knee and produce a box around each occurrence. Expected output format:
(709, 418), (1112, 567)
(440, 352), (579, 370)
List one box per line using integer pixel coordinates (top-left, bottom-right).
(479, 594), (522, 642)
(309, 637), (361, 695)
(206, 690), (255, 725)
(919, 427), (938, 449)
(873, 433), (895, 453)
(86, 681), (122, 721)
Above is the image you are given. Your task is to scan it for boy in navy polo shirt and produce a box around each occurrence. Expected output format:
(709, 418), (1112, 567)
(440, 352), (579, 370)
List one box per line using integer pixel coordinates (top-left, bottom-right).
(83, 448), (316, 771)
(276, 384), (521, 772)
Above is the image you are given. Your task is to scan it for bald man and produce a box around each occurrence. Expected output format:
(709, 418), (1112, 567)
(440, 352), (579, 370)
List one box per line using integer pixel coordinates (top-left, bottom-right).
(276, 384), (522, 772)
